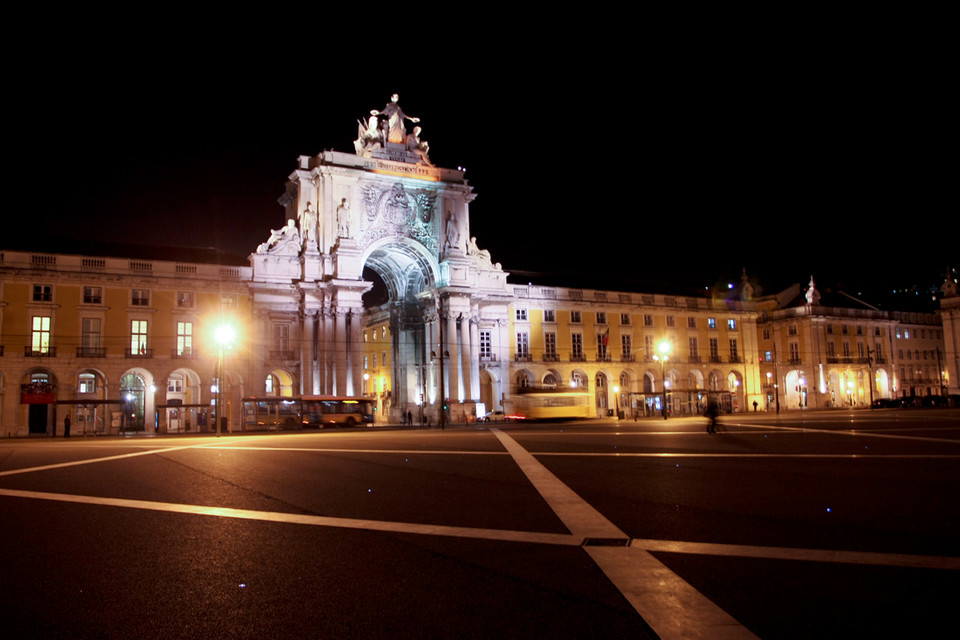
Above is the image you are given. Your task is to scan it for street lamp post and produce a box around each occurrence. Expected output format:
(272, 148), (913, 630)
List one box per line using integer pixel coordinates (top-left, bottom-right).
(653, 341), (670, 420)
(214, 323), (235, 437)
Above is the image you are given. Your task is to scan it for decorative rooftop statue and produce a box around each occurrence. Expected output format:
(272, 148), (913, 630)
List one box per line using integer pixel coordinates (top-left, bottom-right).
(354, 94), (433, 166)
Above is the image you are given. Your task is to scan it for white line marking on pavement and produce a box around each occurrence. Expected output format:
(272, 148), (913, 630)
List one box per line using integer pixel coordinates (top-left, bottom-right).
(631, 538), (960, 571)
(0, 443), (213, 477)
(491, 428), (760, 640)
(0, 487), (578, 546)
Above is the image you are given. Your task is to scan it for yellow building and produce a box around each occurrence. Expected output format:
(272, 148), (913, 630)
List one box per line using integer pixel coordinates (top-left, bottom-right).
(0, 249), (251, 437)
(756, 278), (947, 409)
(503, 281), (761, 417)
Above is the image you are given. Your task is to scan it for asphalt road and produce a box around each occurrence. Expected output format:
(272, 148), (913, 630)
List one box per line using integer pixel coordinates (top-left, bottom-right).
(1, 409), (958, 639)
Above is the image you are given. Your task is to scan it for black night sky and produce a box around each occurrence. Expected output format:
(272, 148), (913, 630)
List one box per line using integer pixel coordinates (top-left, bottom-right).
(8, 19), (954, 308)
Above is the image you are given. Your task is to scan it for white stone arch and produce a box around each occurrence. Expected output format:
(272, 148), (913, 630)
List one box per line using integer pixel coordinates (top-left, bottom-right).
(541, 368), (563, 387)
(514, 369), (535, 390)
(479, 367), (502, 412)
(784, 369), (808, 409)
(570, 369), (590, 391)
(120, 367), (156, 431)
(266, 368), (297, 397)
(361, 237), (441, 301)
(687, 369), (705, 390)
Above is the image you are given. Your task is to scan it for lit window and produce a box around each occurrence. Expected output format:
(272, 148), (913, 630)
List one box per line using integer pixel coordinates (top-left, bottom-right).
(177, 322), (193, 356)
(707, 318), (717, 329)
(131, 320), (148, 354)
(727, 319), (737, 330)
(79, 373), (97, 394)
(31, 316), (51, 353)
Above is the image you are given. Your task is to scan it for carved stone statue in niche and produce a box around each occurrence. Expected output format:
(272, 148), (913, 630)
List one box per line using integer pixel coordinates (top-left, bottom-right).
(337, 198), (352, 238)
(299, 202), (317, 248)
(444, 211), (461, 254)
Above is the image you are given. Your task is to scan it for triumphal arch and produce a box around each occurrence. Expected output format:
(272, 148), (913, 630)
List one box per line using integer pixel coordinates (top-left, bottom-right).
(249, 95), (512, 422)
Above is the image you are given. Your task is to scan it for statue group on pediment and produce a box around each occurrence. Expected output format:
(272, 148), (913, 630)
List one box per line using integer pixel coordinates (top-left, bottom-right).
(257, 219), (301, 256)
(354, 94), (433, 166)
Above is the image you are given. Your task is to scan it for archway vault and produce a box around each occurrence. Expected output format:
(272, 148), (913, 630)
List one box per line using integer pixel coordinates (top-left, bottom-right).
(361, 238), (440, 303)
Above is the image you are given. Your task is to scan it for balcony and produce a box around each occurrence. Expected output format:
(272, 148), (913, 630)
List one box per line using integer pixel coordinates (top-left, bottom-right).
(25, 346), (57, 357)
(77, 347), (107, 358)
(125, 347), (154, 358)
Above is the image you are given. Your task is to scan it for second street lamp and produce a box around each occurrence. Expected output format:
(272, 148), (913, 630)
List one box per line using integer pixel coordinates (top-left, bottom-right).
(653, 341), (670, 420)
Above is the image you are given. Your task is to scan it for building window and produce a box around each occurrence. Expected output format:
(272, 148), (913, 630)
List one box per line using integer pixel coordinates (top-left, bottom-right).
(79, 373), (97, 394)
(729, 338), (739, 361)
(177, 322), (193, 356)
(167, 376), (184, 393)
(83, 287), (102, 304)
(727, 319), (737, 330)
(132, 289), (150, 306)
(620, 313), (631, 325)
(221, 294), (236, 310)
(597, 332), (609, 360)
(177, 291), (195, 308)
(709, 337), (720, 361)
(570, 310), (582, 323)
(644, 314), (654, 326)
(81, 318), (101, 354)
(621, 334), (632, 359)
(666, 316), (675, 327)
(789, 342), (800, 362)
(273, 324), (290, 354)
(544, 332), (557, 360)
(515, 308), (527, 322)
(571, 333), (584, 360)
(596, 312), (607, 325)
(516, 332), (530, 359)
(33, 284), (53, 302)
(31, 316), (52, 353)
(479, 330), (492, 360)
(688, 317), (697, 328)
(689, 337), (699, 360)
(708, 318), (717, 329)
(131, 320), (148, 354)
(544, 309), (556, 323)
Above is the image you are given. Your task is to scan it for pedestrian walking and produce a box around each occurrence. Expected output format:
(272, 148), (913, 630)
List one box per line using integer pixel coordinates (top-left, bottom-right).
(63, 415), (71, 438)
(704, 399), (719, 434)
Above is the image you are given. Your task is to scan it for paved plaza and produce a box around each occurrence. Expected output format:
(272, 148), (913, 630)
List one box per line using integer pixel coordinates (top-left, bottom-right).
(2, 410), (958, 639)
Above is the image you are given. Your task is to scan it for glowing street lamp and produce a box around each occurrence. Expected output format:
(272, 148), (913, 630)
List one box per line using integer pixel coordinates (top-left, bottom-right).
(653, 341), (670, 419)
(214, 323), (235, 437)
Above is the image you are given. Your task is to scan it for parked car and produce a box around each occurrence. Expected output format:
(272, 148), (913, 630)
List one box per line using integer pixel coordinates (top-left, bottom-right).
(479, 410), (505, 423)
(872, 398), (901, 408)
(919, 395), (948, 408)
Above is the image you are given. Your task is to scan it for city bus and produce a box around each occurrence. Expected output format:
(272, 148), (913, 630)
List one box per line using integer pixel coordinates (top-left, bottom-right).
(508, 388), (593, 420)
(243, 396), (375, 430)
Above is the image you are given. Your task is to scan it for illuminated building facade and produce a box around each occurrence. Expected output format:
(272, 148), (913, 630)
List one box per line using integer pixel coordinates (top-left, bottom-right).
(1, 97), (951, 435)
(0, 250), (251, 437)
(756, 277), (949, 409)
